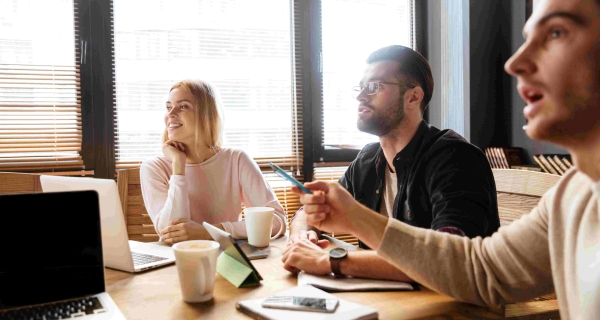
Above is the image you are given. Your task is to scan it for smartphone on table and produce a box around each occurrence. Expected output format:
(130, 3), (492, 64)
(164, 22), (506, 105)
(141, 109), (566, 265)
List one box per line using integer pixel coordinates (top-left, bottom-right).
(269, 162), (312, 194)
(261, 295), (339, 313)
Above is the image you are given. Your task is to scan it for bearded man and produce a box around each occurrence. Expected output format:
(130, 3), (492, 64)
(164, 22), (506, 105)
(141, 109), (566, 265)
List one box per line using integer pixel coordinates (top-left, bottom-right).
(284, 45), (500, 282)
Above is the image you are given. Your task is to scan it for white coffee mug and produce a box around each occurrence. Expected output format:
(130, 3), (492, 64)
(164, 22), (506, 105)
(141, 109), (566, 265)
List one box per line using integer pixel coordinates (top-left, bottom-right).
(244, 207), (284, 247)
(172, 240), (220, 303)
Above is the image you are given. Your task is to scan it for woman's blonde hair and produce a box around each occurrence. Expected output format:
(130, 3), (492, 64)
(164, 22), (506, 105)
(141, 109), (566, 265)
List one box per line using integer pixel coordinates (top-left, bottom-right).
(163, 80), (224, 154)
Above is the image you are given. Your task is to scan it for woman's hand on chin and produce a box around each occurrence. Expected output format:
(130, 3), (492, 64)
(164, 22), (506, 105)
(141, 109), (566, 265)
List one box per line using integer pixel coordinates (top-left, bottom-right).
(160, 218), (209, 244)
(163, 140), (186, 174)
(163, 139), (186, 162)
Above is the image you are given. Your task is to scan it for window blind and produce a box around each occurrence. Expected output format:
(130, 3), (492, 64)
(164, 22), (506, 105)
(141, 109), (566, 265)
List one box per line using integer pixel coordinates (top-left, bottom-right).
(113, 0), (302, 172)
(321, 0), (412, 150)
(112, 0), (304, 220)
(313, 164), (358, 245)
(268, 0), (304, 224)
(0, 0), (87, 175)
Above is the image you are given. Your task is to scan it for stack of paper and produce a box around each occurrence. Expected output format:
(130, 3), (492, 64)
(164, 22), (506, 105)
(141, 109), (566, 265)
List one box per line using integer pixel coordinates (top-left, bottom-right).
(297, 271), (415, 292)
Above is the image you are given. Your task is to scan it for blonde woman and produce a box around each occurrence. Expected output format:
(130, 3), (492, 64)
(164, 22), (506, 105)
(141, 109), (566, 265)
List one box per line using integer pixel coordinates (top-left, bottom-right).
(140, 80), (286, 244)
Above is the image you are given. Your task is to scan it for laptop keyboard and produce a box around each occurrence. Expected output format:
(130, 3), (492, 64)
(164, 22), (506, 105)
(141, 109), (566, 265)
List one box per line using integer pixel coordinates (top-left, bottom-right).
(131, 251), (167, 266)
(0, 296), (105, 319)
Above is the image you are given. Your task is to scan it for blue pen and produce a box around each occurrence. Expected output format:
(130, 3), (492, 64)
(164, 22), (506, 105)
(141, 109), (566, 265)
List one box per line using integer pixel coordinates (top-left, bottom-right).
(269, 162), (313, 194)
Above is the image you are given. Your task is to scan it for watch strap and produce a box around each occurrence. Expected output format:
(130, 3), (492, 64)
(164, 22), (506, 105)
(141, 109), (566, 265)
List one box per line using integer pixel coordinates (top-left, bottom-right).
(330, 257), (343, 276)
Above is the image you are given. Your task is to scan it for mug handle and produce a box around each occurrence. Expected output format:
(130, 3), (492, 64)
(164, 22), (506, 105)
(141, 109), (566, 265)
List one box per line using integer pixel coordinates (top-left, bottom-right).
(270, 214), (285, 240)
(196, 256), (207, 295)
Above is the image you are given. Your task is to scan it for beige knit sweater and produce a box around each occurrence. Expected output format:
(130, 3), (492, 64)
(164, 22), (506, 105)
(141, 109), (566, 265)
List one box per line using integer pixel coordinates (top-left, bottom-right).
(378, 169), (600, 320)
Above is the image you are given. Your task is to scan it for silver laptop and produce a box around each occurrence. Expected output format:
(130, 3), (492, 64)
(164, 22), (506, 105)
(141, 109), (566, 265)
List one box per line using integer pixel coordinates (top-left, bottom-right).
(40, 175), (175, 273)
(0, 190), (126, 319)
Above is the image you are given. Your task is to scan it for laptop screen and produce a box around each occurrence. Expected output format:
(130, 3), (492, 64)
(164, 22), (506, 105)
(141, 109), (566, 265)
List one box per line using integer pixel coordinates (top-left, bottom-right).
(0, 191), (105, 310)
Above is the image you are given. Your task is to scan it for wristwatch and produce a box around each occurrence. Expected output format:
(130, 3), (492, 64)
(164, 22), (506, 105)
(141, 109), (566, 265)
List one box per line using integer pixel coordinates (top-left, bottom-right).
(329, 247), (348, 276)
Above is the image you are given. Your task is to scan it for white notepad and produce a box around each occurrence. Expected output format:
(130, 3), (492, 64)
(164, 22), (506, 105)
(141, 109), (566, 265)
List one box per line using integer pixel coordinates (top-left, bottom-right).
(298, 271), (415, 292)
(236, 285), (378, 320)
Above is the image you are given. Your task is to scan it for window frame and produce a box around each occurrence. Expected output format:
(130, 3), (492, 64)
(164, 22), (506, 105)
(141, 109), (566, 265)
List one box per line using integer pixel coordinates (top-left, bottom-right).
(77, 0), (116, 179)
(78, 0), (427, 180)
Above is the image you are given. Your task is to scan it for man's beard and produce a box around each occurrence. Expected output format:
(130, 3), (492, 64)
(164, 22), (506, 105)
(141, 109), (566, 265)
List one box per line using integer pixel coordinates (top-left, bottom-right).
(357, 104), (405, 137)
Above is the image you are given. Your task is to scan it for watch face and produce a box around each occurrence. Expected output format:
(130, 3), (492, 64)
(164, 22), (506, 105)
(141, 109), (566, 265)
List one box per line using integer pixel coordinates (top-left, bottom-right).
(329, 247), (347, 259)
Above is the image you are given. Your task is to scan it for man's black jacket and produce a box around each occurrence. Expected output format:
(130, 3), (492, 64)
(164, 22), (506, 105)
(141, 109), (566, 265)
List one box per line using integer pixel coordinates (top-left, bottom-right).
(339, 121), (500, 248)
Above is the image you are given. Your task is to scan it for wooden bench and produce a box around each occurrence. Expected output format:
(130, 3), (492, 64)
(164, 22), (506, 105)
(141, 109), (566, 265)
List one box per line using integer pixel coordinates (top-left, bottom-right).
(0, 172), (42, 195)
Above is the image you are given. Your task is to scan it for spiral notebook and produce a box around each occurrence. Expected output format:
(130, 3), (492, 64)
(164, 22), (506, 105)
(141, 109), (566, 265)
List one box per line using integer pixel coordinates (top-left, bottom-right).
(236, 285), (378, 320)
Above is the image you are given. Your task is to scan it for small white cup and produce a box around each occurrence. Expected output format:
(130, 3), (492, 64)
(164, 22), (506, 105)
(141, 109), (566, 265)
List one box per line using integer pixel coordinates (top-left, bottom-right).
(172, 240), (220, 303)
(244, 207), (284, 248)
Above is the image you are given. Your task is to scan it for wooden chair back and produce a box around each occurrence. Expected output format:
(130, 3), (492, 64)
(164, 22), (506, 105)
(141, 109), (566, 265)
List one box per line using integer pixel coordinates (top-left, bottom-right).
(492, 169), (562, 319)
(492, 169), (561, 226)
(117, 168), (159, 242)
(0, 172), (42, 195)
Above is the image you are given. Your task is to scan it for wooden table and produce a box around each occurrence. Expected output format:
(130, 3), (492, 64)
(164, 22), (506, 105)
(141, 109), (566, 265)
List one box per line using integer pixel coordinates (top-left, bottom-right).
(105, 236), (503, 319)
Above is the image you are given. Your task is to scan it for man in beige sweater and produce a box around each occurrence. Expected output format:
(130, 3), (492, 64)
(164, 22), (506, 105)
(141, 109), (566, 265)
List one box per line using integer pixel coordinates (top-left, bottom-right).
(286, 0), (600, 319)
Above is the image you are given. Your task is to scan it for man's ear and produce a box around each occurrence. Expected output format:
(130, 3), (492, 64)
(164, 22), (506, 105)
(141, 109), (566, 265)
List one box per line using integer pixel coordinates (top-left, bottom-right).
(405, 86), (424, 111)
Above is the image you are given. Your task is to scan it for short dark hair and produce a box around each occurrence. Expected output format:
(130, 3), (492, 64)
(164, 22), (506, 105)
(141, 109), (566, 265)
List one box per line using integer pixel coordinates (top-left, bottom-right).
(367, 45), (434, 113)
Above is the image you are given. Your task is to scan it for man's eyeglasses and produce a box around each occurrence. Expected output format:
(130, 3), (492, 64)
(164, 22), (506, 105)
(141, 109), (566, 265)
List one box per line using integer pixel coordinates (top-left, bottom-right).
(351, 81), (413, 99)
